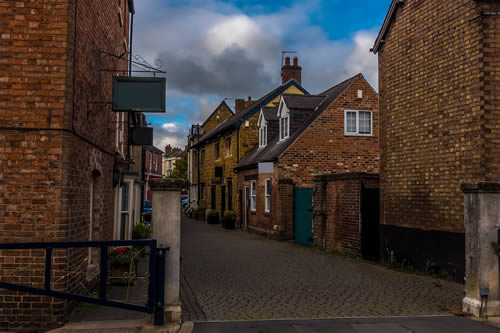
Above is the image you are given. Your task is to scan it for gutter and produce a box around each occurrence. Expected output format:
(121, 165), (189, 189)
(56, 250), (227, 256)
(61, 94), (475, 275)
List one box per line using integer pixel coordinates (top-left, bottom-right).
(371, 0), (405, 54)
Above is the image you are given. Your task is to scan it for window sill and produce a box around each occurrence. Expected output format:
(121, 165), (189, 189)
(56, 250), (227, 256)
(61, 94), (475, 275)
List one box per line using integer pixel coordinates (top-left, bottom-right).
(264, 211), (270, 216)
(250, 210), (256, 215)
(344, 133), (373, 137)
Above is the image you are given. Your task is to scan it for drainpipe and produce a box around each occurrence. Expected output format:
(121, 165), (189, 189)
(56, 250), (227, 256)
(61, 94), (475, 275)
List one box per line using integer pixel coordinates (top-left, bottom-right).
(237, 127), (240, 161)
(321, 178), (327, 249)
(197, 147), (200, 204)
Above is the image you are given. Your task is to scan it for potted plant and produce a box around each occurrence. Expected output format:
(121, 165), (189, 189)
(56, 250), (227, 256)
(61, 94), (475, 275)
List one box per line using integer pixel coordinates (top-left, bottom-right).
(206, 209), (219, 224)
(197, 202), (207, 220)
(132, 223), (150, 240)
(108, 247), (140, 285)
(221, 210), (236, 229)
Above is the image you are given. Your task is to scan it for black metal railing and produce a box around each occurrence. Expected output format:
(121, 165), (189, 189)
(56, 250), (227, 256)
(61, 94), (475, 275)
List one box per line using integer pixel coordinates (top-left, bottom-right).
(0, 239), (168, 326)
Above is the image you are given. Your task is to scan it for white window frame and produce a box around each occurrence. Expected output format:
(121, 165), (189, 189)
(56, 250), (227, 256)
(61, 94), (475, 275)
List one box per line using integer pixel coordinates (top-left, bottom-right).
(279, 116), (289, 141)
(344, 110), (373, 136)
(250, 180), (256, 212)
(264, 178), (271, 213)
(149, 152), (152, 170)
(259, 126), (267, 148)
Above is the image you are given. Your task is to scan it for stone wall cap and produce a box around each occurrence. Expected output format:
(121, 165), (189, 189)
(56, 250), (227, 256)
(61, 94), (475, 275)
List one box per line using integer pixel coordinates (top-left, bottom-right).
(461, 182), (500, 193)
(150, 178), (186, 191)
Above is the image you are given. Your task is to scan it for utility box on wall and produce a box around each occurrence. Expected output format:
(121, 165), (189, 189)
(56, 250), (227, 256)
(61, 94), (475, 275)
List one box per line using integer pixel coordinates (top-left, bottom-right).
(112, 77), (166, 113)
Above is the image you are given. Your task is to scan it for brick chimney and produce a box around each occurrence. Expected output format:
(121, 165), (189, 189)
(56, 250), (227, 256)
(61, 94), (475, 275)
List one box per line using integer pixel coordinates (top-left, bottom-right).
(165, 144), (172, 155)
(235, 99), (246, 114)
(281, 56), (302, 84)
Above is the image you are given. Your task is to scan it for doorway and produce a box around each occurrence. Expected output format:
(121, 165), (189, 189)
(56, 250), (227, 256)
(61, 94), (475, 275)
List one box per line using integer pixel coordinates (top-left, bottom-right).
(294, 188), (313, 246)
(361, 187), (380, 261)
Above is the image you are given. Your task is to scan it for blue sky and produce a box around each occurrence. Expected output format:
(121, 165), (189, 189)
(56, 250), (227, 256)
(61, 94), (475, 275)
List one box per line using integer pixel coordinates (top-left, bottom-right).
(132, 0), (391, 150)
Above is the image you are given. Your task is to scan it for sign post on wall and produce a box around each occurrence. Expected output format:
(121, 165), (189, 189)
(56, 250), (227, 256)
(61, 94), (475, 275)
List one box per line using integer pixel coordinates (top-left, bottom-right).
(112, 77), (166, 113)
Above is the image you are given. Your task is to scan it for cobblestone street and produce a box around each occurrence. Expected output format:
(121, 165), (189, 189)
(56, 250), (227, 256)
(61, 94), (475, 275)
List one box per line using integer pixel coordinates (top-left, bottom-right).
(180, 216), (464, 321)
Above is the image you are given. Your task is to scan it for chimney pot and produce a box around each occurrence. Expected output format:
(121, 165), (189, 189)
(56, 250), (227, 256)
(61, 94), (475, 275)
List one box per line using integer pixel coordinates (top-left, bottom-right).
(281, 56), (302, 84)
(248, 96), (251, 101)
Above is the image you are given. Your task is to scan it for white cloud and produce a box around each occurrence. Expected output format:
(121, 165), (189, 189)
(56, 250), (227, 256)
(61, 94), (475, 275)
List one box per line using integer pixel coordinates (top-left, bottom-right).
(134, 1), (380, 148)
(154, 122), (189, 150)
(345, 31), (379, 90)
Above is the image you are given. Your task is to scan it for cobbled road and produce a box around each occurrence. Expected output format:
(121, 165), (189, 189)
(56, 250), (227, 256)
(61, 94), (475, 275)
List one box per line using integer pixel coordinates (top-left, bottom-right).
(180, 216), (464, 321)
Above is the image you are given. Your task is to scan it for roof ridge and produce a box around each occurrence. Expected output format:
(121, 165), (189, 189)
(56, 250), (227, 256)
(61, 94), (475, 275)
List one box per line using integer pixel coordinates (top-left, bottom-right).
(320, 73), (363, 96)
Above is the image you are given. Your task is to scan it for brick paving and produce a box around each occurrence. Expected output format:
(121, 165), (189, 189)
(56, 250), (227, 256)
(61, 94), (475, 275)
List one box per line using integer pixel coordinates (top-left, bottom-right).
(180, 216), (464, 321)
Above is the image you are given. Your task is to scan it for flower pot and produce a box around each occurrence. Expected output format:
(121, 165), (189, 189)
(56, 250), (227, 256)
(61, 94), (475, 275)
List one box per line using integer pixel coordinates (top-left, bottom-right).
(110, 262), (137, 286)
(207, 215), (219, 224)
(222, 218), (236, 229)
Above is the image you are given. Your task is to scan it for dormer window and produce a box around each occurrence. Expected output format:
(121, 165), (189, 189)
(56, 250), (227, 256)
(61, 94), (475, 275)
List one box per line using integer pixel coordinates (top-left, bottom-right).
(279, 115), (289, 141)
(277, 97), (290, 141)
(259, 126), (267, 147)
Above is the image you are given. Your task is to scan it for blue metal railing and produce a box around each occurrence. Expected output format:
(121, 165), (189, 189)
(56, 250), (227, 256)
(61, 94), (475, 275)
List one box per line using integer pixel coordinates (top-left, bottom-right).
(0, 239), (168, 326)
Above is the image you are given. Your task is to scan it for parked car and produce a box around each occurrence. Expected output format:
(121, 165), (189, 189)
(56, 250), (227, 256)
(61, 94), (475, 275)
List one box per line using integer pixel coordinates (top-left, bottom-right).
(142, 200), (152, 223)
(181, 195), (188, 208)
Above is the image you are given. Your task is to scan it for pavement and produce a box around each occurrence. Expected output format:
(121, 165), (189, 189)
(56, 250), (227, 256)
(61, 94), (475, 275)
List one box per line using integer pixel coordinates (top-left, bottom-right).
(180, 216), (464, 321)
(189, 316), (500, 332)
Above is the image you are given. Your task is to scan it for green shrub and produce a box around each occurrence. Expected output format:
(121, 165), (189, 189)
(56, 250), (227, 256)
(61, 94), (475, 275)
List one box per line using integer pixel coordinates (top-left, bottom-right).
(223, 210), (236, 220)
(206, 209), (218, 217)
(132, 223), (150, 240)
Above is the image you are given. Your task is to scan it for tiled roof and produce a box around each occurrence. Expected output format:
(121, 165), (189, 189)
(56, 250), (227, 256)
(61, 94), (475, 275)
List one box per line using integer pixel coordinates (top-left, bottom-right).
(282, 95), (325, 110)
(235, 74), (363, 170)
(262, 107), (278, 122)
(145, 145), (163, 153)
(164, 150), (184, 159)
(192, 79), (308, 148)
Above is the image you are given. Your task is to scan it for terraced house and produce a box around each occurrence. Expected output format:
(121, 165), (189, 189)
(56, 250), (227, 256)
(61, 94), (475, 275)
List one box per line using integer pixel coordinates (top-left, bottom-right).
(189, 57), (308, 218)
(187, 101), (234, 208)
(235, 74), (379, 252)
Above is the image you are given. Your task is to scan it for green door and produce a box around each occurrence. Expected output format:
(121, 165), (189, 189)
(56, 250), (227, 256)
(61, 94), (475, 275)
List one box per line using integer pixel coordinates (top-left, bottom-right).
(294, 188), (313, 246)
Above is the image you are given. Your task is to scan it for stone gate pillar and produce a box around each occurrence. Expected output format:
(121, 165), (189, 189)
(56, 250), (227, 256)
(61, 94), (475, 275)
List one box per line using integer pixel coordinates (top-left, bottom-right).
(150, 178), (185, 324)
(462, 182), (500, 316)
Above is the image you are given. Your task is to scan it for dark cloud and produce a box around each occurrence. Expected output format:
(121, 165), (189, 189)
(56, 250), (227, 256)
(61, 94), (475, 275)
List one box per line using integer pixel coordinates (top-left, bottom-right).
(159, 46), (276, 98)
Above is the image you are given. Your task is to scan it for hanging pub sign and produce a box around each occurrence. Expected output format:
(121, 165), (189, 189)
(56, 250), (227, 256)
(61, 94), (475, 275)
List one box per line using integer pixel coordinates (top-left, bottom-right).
(112, 77), (166, 112)
(130, 127), (153, 146)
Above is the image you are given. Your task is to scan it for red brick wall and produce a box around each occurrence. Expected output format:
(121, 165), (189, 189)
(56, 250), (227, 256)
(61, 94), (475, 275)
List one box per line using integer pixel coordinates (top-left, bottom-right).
(276, 76), (379, 188)
(0, 0), (130, 329)
(377, 0), (499, 233)
(144, 148), (163, 175)
(236, 169), (294, 239)
(236, 76), (379, 242)
(313, 175), (379, 255)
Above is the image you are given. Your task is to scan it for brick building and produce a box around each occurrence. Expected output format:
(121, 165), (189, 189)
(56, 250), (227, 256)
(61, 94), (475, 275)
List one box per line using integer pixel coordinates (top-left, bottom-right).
(372, 0), (500, 279)
(143, 145), (163, 201)
(187, 101), (234, 208)
(163, 145), (184, 177)
(189, 58), (308, 218)
(235, 74), (379, 246)
(0, 0), (134, 329)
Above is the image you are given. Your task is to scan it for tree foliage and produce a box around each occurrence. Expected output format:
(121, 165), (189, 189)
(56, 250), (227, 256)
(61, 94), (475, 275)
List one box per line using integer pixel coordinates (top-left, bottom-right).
(168, 154), (188, 181)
